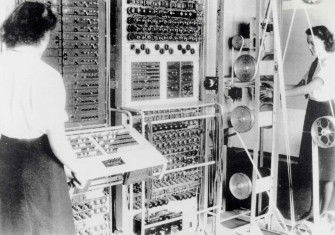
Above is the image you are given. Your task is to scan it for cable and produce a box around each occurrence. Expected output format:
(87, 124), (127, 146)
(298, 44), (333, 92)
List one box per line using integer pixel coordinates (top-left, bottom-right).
(271, 0), (297, 226)
(283, 0), (298, 62)
(252, 0), (272, 81)
(236, 132), (289, 233)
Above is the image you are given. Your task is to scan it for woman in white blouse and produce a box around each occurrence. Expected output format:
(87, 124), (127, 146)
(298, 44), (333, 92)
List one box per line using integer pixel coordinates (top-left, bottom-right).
(0, 2), (87, 234)
(263, 25), (335, 217)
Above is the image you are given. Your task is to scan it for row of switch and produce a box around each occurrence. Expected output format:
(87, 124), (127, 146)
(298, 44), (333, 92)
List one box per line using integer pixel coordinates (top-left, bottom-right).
(152, 129), (202, 141)
(127, 0), (197, 10)
(152, 120), (199, 132)
(155, 137), (200, 149)
(127, 33), (199, 42)
(73, 206), (108, 220)
(143, 109), (202, 122)
(127, 16), (200, 27)
(77, 223), (108, 235)
(127, 7), (197, 19)
(127, 24), (198, 35)
(160, 144), (199, 155)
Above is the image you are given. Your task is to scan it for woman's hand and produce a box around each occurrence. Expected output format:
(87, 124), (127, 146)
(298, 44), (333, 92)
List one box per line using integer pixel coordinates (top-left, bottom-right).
(65, 166), (90, 190)
(64, 165), (73, 183)
(72, 171), (90, 190)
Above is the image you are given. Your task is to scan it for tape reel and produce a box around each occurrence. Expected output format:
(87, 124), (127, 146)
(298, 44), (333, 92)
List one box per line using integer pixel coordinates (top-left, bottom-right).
(229, 173), (252, 200)
(311, 116), (335, 148)
(233, 54), (257, 82)
(230, 106), (254, 133)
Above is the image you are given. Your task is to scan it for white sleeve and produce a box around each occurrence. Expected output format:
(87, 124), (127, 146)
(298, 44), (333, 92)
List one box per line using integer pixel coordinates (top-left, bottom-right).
(35, 72), (68, 131)
(314, 65), (329, 85)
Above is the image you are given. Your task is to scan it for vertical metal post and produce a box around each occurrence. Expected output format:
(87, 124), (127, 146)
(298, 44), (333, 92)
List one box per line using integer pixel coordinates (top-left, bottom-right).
(250, 0), (262, 226)
(258, 127), (265, 215)
(140, 180), (146, 235)
(203, 118), (210, 231)
(216, 0), (226, 105)
(312, 142), (320, 223)
(105, 0), (111, 125)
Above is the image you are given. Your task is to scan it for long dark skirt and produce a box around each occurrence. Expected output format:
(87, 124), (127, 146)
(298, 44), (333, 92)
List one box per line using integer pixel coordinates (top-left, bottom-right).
(0, 135), (75, 235)
(298, 99), (335, 184)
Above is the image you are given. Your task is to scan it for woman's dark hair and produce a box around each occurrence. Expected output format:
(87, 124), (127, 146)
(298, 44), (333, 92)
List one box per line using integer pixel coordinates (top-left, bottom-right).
(0, 1), (57, 48)
(305, 25), (335, 52)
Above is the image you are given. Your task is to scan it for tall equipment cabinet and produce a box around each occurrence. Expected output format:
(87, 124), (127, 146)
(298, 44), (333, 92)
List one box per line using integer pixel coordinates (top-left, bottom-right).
(110, 1), (222, 234)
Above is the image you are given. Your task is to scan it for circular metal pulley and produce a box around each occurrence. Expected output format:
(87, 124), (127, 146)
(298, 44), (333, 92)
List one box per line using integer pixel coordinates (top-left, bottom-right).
(311, 116), (335, 148)
(231, 35), (244, 50)
(229, 173), (252, 200)
(233, 54), (257, 82)
(230, 106), (254, 133)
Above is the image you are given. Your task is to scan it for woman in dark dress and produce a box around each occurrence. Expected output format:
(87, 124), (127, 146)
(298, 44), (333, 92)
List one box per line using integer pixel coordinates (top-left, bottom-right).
(263, 25), (335, 215)
(0, 2), (87, 234)
(288, 26), (335, 214)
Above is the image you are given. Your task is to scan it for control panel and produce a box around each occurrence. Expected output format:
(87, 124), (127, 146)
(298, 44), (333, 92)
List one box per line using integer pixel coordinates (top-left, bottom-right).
(133, 169), (202, 210)
(66, 126), (166, 181)
(28, 0), (108, 128)
(134, 209), (183, 235)
(132, 118), (204, 212)
(68, 125), (166, 235)
(115, 104), (217, 235)
(71, 188), (112, 235)
(112, 0), (204, 109)
(151, 120), (202, 171)
(125, 0), (201, 42)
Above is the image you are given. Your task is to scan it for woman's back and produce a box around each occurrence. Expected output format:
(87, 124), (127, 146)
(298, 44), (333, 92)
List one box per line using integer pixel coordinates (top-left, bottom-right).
(0, 49), (66, 139)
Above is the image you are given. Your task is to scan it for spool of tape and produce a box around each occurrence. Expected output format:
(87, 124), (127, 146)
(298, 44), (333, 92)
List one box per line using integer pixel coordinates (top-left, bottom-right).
(311, 116), (335, 148)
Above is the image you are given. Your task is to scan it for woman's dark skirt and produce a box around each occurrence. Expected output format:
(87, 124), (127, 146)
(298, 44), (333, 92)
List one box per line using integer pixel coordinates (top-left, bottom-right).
(0, 135), (75, 235)
(299, 99), (335, 183)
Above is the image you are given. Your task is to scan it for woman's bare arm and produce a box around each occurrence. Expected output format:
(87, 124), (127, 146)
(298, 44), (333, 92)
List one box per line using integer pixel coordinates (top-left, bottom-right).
(46, 124), (88, 187)
(286, 77), (323, 97)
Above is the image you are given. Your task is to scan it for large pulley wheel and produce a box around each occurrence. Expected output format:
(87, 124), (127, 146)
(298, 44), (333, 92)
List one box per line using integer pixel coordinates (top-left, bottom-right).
(311, 116), (335, 148)
(229, 173), (252, 200)
(233, 54), (257, 82)
(230, 106), (254, 133)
